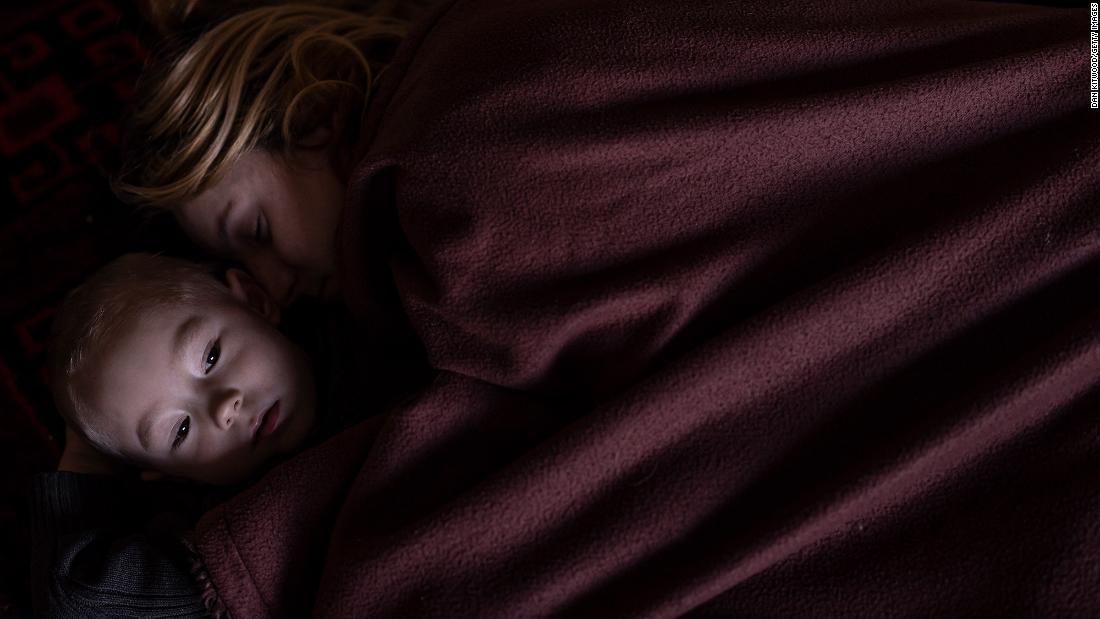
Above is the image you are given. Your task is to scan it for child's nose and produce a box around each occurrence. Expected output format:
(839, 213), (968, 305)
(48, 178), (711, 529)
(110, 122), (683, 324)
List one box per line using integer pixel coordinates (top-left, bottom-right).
(211, 389), (243, 430)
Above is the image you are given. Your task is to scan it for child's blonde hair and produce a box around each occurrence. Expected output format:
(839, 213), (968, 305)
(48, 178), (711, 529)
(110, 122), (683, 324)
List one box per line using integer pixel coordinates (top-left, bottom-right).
(113, 3), (411, 209)
(48, 254), (226, 459)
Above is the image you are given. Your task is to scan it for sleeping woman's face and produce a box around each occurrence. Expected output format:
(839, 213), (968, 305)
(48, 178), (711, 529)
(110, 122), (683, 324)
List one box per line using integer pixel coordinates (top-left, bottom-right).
(176, 148), (346, 307)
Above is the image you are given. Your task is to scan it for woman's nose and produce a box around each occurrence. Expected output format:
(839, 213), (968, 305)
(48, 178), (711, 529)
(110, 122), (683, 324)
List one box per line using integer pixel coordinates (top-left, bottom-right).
(244, 250), (294, 307)
(211, 389), (243, 430)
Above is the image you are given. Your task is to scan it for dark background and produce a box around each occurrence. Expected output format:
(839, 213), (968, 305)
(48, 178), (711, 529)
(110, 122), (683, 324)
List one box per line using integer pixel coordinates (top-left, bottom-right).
(0, 1), (199, 616)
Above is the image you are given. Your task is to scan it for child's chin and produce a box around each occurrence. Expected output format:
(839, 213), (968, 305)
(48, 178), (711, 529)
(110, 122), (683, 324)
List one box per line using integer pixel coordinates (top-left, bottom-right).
(276, 408), (316, 452)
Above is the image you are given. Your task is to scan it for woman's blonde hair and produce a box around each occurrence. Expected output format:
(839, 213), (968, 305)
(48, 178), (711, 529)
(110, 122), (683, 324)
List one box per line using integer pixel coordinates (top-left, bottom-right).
(114, 2), (413, 208)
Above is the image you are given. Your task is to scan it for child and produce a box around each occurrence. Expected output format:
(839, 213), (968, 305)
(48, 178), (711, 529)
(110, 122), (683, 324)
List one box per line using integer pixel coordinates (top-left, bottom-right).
(48, 253), (320, 486)
(30, 252), (403, 618)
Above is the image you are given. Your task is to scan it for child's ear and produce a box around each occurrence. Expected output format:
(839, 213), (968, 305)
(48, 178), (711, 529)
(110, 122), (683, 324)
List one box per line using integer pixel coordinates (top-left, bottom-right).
(225, 268), (281, 325)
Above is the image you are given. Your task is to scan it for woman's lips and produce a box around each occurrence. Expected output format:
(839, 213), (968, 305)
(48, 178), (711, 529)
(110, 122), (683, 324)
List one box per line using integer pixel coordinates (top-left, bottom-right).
(252, 401), (281, 446)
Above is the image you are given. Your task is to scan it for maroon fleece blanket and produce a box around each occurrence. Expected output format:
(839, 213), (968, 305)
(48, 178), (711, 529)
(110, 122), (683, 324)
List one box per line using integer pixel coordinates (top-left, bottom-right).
(194, 0), (1100, 616)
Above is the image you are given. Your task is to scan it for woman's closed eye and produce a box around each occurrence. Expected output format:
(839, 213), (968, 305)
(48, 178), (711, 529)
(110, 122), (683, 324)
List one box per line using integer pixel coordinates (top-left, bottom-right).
(253, 212), (269, 243)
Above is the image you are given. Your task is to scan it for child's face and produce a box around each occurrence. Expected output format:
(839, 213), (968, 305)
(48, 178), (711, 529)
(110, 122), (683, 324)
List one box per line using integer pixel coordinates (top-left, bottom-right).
(175, 148), (345, 308)
(80, 274), (317, 485)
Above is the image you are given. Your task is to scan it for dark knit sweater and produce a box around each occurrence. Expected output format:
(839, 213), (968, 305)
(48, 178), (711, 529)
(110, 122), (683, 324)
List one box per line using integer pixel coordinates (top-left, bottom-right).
(28, 473), (214, 618)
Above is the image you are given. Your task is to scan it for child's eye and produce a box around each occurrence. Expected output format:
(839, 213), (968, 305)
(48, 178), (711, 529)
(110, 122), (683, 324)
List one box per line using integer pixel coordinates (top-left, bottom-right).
(203, 340), (220, 374)
(172, 416), (190, 450)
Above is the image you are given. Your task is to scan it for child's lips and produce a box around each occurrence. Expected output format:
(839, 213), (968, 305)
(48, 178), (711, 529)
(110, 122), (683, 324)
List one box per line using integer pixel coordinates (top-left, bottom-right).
(252, 401), (281, 446)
